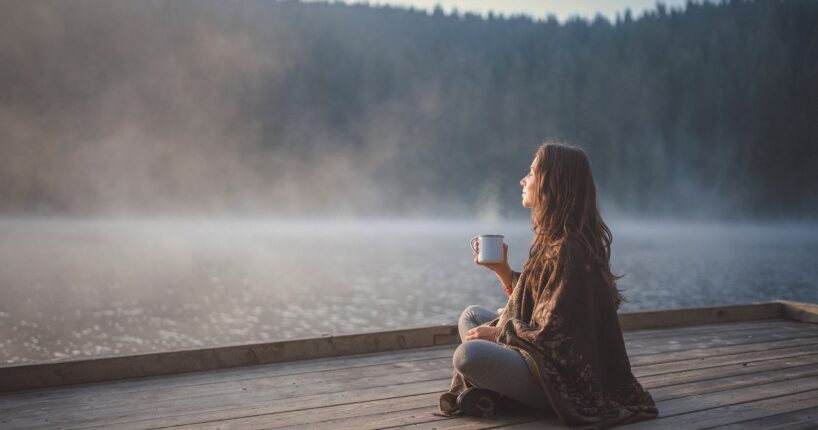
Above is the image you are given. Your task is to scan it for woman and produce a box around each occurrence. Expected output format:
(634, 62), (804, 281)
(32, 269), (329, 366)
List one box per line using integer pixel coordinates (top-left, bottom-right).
(438, 142), (658, 428)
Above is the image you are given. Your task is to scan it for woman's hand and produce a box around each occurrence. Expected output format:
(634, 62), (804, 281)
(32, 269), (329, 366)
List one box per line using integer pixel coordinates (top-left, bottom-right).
(473, 241), (510, 273)
(466, 326), (500, 342)
(473, 241), (514, 294)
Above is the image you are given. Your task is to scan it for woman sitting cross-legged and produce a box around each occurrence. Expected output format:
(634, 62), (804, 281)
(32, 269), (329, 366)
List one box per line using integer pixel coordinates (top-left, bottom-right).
(438, 141), (659, 429)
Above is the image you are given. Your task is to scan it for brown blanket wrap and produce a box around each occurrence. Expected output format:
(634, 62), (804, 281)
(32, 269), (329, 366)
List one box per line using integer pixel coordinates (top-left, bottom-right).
(439, 239), (658, 428)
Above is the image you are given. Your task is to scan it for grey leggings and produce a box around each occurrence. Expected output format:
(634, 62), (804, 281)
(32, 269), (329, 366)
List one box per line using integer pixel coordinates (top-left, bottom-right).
(454, 305), (552, 411)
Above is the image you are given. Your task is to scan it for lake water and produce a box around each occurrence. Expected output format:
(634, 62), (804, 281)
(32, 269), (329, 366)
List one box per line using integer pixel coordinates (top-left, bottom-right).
(1, 218), (817, 365)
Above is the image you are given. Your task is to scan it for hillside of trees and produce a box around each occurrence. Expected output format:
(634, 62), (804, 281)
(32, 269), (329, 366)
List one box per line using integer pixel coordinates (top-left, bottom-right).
(1, 0), (816, 219)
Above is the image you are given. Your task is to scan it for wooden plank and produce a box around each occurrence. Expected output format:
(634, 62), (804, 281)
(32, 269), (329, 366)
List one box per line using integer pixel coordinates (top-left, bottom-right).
(624, 388), (818, 430)
(507, 386), (818, 430)
(623, 319), (796, 341)
(630, 337), (818, 368)
(271, 405), (454, 430)
(627, 325), (818, 356)
(0, 345), (456, 404)
(165, 393), (442, 430)
(778, 300), (818, 324)
(649, 361), (818, 401)
(375, 409), (550, 430)
(1, 379), (450, 430)
(164, 399), (552, 430)
(618, 302), (783, 331)
(0, 367), (453, 429)
(0, 347), (454, 412)
(635, 344), (818, 377)
(0, 324), (460, 392)
(302, 369), (818, 429)
(496, 416), (597, 429)
(258, 370), (818, 429)
(640, 352), (818, 389)
(657, 376), (818, 420)
(712, 405), (818, 429)
(126, 359), (818, 430)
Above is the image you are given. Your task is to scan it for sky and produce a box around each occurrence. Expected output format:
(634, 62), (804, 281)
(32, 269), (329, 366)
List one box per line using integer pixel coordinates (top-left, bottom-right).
(313, 0), (695, 21)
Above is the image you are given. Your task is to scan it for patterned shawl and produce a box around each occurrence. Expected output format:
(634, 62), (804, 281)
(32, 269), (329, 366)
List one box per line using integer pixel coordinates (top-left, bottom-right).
(439, 239), (658, 428)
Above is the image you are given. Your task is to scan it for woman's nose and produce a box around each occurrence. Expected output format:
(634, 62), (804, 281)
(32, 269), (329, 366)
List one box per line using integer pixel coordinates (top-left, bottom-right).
(520, 178), (525, 187)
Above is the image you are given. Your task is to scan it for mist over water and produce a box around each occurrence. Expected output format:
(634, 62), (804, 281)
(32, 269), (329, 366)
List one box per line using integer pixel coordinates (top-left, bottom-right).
(2, 217), (817, 365)
(2, 1), (817, 218)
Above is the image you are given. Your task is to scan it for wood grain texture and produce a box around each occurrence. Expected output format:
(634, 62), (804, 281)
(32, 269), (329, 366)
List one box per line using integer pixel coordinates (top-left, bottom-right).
(3, 304), (818, 430)
(712, 405), (818, 429)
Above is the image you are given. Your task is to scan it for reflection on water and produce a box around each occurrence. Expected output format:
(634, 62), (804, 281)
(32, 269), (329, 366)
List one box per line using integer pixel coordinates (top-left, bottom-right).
(1, 218), (817, 365)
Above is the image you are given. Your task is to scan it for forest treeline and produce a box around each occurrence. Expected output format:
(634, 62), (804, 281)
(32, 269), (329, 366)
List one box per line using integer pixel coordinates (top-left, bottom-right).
(1, 0), (816, 219)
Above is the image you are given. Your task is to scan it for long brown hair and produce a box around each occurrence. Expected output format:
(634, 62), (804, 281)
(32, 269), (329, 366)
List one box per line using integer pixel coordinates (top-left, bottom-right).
(521, 140), (624, 309)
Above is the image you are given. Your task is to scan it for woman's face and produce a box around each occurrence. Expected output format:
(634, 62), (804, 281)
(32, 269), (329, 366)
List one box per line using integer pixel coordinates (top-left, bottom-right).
(520, 156), (538, 208)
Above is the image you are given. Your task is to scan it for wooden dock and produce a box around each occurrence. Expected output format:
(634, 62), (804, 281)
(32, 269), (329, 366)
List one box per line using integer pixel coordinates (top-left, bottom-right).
(1, 300), (818, 429)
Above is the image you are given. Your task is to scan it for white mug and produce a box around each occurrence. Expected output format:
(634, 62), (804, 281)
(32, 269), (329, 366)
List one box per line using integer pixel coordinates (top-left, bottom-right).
(470, 234), (505, 264)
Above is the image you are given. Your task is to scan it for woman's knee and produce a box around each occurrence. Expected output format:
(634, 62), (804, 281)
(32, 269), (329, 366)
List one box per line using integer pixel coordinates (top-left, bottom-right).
(452, 340), (492, 376)
(459, 305), (482, 323)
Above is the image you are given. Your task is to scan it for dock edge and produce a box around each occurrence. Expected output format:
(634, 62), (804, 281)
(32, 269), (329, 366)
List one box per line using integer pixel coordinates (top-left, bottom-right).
(1, 300), (816, 392)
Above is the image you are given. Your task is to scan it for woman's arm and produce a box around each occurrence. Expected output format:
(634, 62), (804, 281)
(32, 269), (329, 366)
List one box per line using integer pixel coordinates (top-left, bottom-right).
(495, 267), (520, 296)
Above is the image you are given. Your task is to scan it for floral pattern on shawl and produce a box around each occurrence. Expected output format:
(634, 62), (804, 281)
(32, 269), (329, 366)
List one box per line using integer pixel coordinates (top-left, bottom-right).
(439, 238), (658, 428)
